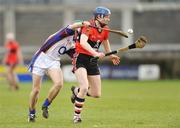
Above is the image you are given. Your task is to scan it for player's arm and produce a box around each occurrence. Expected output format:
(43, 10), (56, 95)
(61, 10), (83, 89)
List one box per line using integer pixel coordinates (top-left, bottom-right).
(80, 26), (104, 57)
(102, 39), (120, 65)
(80, 34), (99, 56)
(80, 34), (104, 58)
(17, 44), (24, 65)
(44, 21), (90, 43)
(68, 21), (90, 30)
(102, 39), (112, 53)
(102, 29), (112, 53)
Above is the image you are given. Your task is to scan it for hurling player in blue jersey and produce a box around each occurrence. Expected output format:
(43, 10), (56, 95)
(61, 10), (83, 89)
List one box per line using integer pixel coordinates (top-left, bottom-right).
(28, 21), (90, 122)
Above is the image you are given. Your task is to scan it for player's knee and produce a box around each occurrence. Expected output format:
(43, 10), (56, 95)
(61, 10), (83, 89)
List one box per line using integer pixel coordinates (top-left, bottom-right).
(54, 81), (63, 89)
(79, 87), (88, 95)
(33, 87), (40, 95)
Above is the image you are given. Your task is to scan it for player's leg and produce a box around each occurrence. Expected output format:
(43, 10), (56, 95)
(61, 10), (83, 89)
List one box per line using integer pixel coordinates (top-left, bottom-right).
(70, 85), (79, 103)
(6, 65), (13, 90)
(41, 68), (63, 119)
(87, 75), (101, 98)
(72, 70), (101, 123)
(71, 64), (101, 98)
(71, 75), (101, 99)
(11, 65), (19, 90)
(28, 73), (43, 122)
(73, 67), (89, 123)
(6, 65), (19, 90)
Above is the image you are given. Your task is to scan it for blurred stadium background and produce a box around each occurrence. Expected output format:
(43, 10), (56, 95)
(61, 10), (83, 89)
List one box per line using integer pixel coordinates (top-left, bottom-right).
(0, 1), (180, 128)
(0, 0), (180, 81)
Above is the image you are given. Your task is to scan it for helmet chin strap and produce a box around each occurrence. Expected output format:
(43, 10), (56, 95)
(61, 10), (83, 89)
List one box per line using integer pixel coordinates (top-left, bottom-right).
(96, 17), (106, 27)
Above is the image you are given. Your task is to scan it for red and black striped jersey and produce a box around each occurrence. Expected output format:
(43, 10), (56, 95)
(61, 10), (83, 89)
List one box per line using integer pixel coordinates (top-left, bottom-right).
(75, 20), (109, 56)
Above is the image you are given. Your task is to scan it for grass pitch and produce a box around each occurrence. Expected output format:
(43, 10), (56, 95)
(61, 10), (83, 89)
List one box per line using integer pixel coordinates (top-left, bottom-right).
(0, 80), (180, 128)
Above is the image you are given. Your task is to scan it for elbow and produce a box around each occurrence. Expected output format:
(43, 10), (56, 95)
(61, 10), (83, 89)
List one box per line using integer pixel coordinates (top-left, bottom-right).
(79, 41), (84, 46)
(80, 41), (86, 48)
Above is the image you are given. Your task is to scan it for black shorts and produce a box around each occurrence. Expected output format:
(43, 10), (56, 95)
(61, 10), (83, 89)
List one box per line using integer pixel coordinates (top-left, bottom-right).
(74, 53), (100, 75)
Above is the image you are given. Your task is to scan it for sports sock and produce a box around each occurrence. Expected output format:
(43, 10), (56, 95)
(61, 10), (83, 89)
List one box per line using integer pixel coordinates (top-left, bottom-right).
(74, 96), (85, 117)
(42, 98), (51, 108)
(29, 109), (36, 115)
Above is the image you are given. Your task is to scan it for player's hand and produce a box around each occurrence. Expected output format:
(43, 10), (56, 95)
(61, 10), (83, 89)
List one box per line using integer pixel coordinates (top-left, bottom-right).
(82, 21), (90, 27)
(109, 54), (120, 65)
(95, 52), (105, 59)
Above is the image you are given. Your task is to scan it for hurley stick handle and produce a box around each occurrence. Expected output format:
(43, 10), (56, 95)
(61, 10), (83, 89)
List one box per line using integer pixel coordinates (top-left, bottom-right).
(90, 51), (118, 63)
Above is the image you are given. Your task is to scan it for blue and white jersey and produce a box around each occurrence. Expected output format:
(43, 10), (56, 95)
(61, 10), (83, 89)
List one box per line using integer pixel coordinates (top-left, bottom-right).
(45, 34), (74, 60)
(38, 26), (75, 60)
(29, 26), (75, 71)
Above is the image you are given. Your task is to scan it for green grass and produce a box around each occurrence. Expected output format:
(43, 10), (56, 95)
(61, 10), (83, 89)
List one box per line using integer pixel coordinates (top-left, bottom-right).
(0, 80), (180, 128)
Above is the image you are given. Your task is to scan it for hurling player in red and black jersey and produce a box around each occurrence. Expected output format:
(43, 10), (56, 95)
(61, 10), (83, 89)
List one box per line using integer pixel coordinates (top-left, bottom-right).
(71, 6), (120, 123)
(3, 33), (23, 91)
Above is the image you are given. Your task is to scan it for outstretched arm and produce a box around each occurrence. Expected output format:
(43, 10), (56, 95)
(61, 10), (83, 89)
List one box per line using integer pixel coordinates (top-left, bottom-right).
(68, 21), (90, 30)
(45, 21), (90, 42)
